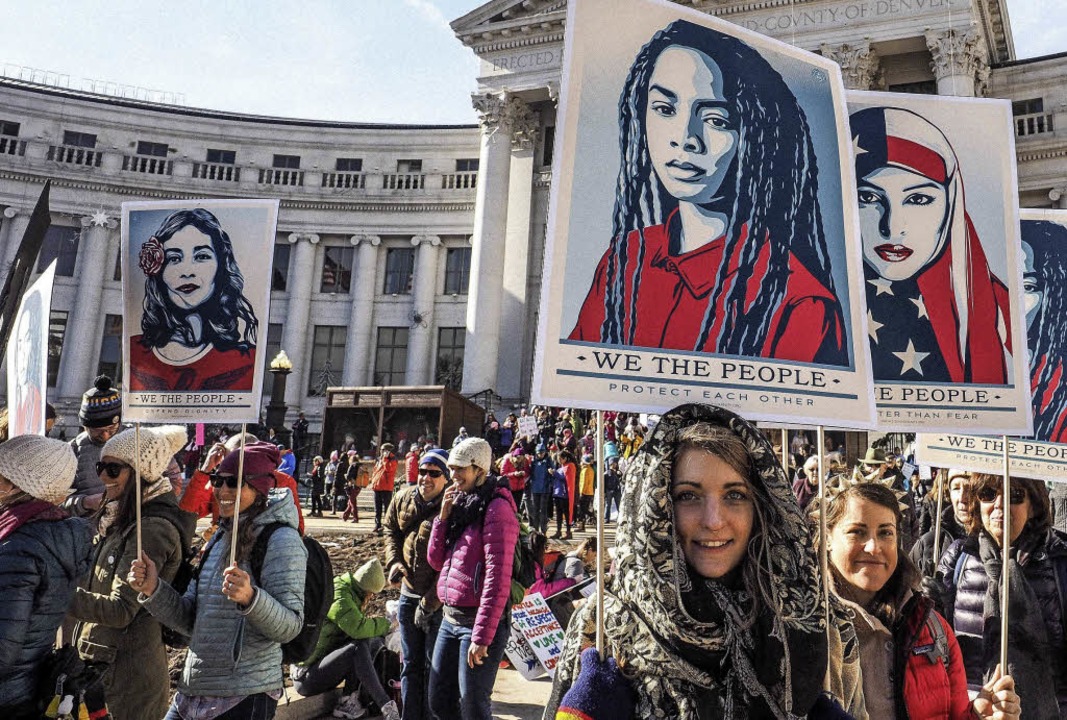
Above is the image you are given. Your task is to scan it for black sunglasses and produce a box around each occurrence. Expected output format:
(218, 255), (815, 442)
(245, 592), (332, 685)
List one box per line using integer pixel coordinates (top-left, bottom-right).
(976, 486), (1027, 505)
(209, 474), (241, 489)
(418, 468), (444, 478)
(96, 461), (129, 479)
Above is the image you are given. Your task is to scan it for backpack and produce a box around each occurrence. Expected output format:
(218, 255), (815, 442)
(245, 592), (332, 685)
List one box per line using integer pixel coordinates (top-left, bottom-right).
(509, 516), (537, 606)
(250, 522), (334, 664)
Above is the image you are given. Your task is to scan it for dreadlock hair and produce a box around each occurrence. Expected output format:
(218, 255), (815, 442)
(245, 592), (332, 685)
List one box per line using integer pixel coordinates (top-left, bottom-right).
(1022, 221), (1067, 441)
(602, 19), (839, 357)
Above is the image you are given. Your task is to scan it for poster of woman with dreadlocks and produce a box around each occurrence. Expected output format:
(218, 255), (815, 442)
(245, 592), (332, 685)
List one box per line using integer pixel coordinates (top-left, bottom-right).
(848, 92), (1030, 435)
(1020, 211), (1067, 443)
(532, 0), (874, 428)
(121, 198), (278, 424)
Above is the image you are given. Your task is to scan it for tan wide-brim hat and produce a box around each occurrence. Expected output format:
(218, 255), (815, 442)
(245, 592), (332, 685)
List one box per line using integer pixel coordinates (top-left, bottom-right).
(0, 435), (78, 504)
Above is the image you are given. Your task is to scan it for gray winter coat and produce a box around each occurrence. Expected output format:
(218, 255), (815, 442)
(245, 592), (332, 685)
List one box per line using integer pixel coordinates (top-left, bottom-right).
(0, 513), (93, 707)
(63, 432), (106, 517)
(141, 491), (306, 698)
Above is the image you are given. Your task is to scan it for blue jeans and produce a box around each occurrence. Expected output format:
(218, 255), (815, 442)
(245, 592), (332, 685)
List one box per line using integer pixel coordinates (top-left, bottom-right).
(397, 594), (442, 720)
(428, 610), (510, 720)
(163, 693), (277, 720)
(530, 493), (550, 535)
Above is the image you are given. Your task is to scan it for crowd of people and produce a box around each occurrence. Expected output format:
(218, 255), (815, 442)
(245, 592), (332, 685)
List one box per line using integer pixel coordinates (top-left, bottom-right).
(1, 376), (1064, 719)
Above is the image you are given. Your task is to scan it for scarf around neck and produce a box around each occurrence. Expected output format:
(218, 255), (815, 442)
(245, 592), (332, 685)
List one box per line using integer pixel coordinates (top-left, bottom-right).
(0, 496), (68, 541)
(549, 404), (842, 720)
(443, 480), (498, 547)
(98, 475), (174, 537)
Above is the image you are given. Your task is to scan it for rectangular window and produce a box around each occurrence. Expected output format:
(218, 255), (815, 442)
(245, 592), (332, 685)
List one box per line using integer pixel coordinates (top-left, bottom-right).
(96, 314), (123, 382)
(273, 154), (301, 169)
(435, 327), (465, 390)
(443, 247), (471, 295)
(136, 140), (168, 157)
(320, 246), (354, 294)
(542, 125), (555, 167)
(336, 158), (363, 172)
(47, 310), (68, 387)
(886, 80), (937, 95)
(455, 158), (479, 172)
(206, 148), (236, 164)
(0, 121), (19, 137)
(0, 120), (19, 156)
(397, 159), (422, 173)
(374, 327), (409, 386)
(383, 247), (415, 295)
(37, 226), (80, 276)
(308, 325), (348, 395)
(62, 130), (97, 148)
(272, 244), (291, 291)
(1012, 98), (1044, 116)
(261, 323), (283, 399)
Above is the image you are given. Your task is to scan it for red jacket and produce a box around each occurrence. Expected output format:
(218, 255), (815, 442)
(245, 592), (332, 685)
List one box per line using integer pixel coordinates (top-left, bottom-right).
(501, 452), (531, 493)
(371, 454), (398, 492)
(898, 595), (971, 720)
(405, 452), (420, 485)
(179, 468), (305, 535)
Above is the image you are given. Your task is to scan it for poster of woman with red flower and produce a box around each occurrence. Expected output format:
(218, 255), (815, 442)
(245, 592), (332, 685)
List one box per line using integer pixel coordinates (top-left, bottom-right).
(121, 199), (278, 423)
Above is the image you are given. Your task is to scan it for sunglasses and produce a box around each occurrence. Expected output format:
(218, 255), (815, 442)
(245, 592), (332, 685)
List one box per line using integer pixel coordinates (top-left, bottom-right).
(976, 486), (1027, 505)
(418, 468), (444, 478)
(209, 474), (241, 489)
(96, 461), (129, 479)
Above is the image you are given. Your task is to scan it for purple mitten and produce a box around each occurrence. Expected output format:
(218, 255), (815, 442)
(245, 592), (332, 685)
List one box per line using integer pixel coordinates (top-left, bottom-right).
(557, 647), (635, 720)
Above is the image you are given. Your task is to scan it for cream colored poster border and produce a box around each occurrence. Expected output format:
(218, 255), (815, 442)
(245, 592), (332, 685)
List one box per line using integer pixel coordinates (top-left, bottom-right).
(531, 0), (875, 428)
(916, 433), (1067, 485)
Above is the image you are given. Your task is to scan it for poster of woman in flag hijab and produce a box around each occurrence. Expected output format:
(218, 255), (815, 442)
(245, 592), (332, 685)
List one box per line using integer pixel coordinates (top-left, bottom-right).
(848, 92), (1031, 435)
(533, 0), (874, 428)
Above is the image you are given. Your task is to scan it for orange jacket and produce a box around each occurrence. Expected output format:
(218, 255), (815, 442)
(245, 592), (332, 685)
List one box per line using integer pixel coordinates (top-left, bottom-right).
(370, 454), (398, 492)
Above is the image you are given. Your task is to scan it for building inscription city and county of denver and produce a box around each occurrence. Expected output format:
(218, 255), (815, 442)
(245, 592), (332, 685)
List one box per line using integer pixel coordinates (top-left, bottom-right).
(738, 0), (954, 33)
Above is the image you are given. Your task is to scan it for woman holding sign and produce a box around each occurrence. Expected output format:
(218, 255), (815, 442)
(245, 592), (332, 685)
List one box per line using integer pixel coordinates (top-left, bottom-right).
(569, 20), (847, 365)
(821, 482), (1020, 719)
(129, 207), (259, 392)
(936, 474), (1067, 718)
(546, 404), (864, 719)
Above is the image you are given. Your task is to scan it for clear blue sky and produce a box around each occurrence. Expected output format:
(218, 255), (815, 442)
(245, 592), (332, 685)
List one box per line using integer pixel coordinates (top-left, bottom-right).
(1, 0), (1061, 124)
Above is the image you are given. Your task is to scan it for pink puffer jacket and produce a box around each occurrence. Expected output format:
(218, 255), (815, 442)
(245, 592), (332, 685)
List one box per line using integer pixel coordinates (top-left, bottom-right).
(427, 487), (519, 646)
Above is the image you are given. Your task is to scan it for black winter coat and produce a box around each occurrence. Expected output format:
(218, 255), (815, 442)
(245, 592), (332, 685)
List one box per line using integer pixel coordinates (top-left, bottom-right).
(909, 506), (966, 578)
(0, 514), (93, 706)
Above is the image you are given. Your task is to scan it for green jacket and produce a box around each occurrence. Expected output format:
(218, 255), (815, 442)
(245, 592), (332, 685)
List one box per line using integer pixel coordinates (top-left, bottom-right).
(303, 572), (390, 666)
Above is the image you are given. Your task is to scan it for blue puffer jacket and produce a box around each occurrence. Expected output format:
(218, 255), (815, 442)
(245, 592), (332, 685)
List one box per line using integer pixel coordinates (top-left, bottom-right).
(0, 512), (93, 706)
(141, 491), (307, 698)
(530, 455), (555, 495)
(938, 530), (1067, 714)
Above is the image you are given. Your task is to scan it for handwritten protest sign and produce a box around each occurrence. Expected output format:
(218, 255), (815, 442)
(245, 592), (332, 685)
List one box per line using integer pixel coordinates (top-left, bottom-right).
(511, 593), (566, 677)
(504, 624), (545, 680)
(518, 415), (539, 440)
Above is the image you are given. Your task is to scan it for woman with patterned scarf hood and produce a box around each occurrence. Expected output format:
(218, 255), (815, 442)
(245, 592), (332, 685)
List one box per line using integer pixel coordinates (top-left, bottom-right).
(546, 403), (867, 720)
(68, 425), (196, 720)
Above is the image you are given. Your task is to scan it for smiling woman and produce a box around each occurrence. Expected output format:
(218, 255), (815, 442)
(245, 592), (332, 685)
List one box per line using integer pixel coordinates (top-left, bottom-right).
(128, 208), (259, 392)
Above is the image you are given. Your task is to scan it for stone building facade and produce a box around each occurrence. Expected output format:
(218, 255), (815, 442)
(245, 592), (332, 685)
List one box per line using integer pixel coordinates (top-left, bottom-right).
(0, 0), (1064, 438)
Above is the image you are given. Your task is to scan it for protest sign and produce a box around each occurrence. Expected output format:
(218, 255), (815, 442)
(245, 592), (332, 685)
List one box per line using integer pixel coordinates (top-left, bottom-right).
(511, 592), (566, 677)
(916, 433), (1067, 484)
(504, 623), (546, 680)
(518, 415), (538, 440)
(7, 261), (55, 437)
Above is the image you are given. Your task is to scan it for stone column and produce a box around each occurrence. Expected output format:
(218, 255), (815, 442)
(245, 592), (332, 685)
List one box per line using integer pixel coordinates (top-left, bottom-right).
(1050, 188), (1067, 210)
(0, 208), (31, 290)
(461, 92), (513, 394)
(497, 98), (540, 399)
(60, 212), (117, 398)
(820, 41), (881, 90)
(405, 235), (441, 385)
(343, 234), (380, 386)
(925, 29), (987, 98)
(281, 232), (319, 406)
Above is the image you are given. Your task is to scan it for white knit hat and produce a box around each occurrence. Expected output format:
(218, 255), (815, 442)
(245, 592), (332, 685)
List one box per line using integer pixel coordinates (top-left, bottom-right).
(0, 435), (78, 504)
(448, 437), (492, 473)
(102, 425), (187, 481)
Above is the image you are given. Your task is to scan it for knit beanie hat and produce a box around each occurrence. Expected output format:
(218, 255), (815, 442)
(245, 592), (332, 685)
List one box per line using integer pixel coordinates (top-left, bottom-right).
(102, 425), (187, 481)
(353, 558), (386, 594)
(557, 647), (635, 720)
(0, 435), (78, 504)
(419, 448), (450, 479)
(449, 437), (492, 472)
(80, 375), (121, 428)
(218, 441), (281, 495)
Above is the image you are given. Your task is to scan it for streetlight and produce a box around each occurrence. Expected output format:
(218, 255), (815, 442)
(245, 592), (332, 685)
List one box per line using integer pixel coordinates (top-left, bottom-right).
(266, 350), (292, 443)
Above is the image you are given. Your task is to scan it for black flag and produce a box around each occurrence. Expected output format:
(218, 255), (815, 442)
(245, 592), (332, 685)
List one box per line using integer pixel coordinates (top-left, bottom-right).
(0, 181), (51, 359)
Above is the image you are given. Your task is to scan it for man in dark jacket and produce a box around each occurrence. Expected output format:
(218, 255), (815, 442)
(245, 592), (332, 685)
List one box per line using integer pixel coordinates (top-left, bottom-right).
(63, 375), (123, 518)
(911, 469), (972, 578)
(384, 448), (449, 720)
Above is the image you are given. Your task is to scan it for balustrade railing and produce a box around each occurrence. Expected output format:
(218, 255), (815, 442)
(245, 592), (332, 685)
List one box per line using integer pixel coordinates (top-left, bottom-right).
(1016, 112), (1054, 137)
(47, 144), (101, 167)
(122, 155), (173, 175)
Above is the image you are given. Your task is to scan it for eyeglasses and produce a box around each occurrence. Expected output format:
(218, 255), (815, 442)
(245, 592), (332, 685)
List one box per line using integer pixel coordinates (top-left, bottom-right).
(96, 461), (129, 479)
(976, 486), (1027, 505)
(209, 474), (240, 489)
(418, 468), (444, 478)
